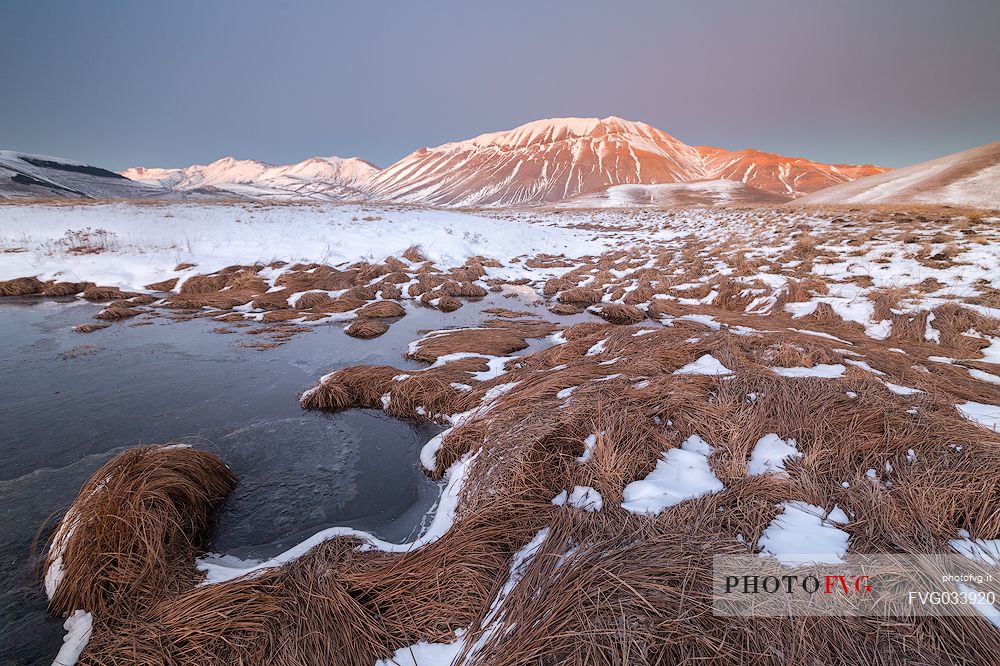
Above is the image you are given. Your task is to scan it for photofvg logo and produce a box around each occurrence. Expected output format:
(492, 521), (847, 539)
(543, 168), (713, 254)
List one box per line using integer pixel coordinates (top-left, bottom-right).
(713, 555), (998, 619)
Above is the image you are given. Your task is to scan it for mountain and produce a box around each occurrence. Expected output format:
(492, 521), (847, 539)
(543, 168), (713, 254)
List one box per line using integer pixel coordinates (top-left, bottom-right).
(795, 141), (1000, 209)
(695, 146), (888, 198)
(362, 116), (886, 206)
(10, 117), (891, 206)
(121, 156), (379, 200)
(0, 150), (167, 199)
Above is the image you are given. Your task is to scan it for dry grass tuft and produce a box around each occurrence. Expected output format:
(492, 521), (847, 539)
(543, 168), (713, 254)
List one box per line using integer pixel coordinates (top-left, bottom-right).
(94, 306), (143, 321)
(435, 295), (463, 312)
(558, 287), (604, 304)
(407, 321), (554, 362)
(45, 446), (237, 621)
(588, 302), (646, 325)
(402, 244), (428, 262)
(550, 302), (585, 315)
(180, 274), (227, 294)
(345, 319), (390, 338)
(82, 285), (133, 301)
(73, 322), (112, 333)
(0, 276), (44, 296)
(144, 278), (179, 292)
(378, 282), (403, 300)
(42, 281), (88, 297)
(356, 300), (406, 318)
(294, 292), (335, 309)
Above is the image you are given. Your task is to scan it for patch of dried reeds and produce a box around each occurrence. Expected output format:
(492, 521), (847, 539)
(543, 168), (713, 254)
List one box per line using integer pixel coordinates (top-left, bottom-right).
(356, 300), (406, 318)
(588, 303), (646, 325)
(82, 285), (134, 301)
(144, 277), (179, 292)
(94, 306), (143, 320)
(46, 446), (237, 621)
(42, 281), (88, 297)
(557, 287), (604, 305)
(345, 319), (390, 338)
(0, 276), (45, 296)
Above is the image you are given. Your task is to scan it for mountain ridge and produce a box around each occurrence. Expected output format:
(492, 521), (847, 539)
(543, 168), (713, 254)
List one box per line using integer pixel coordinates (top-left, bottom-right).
(361, 116), (886, 206)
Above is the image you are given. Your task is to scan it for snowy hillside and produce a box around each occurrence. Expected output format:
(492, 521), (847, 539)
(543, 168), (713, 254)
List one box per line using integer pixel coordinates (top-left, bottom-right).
(121, 156), (379, 201)
(0, 151), (166, 199)
(796, 141), (1000, 208)
(696, 146), (887, 197)
(362, 116), (885, 207)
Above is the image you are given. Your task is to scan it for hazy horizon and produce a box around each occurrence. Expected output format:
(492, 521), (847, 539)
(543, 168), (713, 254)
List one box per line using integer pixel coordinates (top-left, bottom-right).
(1, 0), (998, 171)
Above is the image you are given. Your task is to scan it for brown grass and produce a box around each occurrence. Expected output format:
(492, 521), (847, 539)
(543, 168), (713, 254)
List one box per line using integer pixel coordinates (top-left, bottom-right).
(179, 274), (227, 294)
(557, 287), (604, 304)
(402, 244), (428, 262)
(37, 208), (1000, 664)
(406, 321), (555, 362)
(293, 291), (335, 309)
(42, 281), (88, 297)
(0, 276), (44, 296)
(378, 282), (403, 299)
(356, 300), (406, 318)
(45, 446), (237, 621)
(588, 302), (646, 325)
(345, 319), (390, 338)
(435, 295), (463, 312)
(550, 302), (585, 315)
(144, 278), (179, 292)
(82, 285), (133, 301)
(94, 306), (143, 320)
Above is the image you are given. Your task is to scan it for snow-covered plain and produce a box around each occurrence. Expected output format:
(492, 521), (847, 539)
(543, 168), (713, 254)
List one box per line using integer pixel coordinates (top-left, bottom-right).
(17, 199), (1000, 665)
(0, 203), (607, 290)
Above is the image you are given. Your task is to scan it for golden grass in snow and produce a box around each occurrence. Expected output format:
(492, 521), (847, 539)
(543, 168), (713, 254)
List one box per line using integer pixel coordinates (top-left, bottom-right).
(30, 205), (1000, 663)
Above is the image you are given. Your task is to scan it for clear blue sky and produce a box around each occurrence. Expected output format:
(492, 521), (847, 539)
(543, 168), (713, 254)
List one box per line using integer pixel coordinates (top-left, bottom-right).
(1, 0), (997, 170)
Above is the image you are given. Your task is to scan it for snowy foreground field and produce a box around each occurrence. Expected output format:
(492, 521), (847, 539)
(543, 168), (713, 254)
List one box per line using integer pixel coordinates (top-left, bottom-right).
(5, 201), (1000, 665)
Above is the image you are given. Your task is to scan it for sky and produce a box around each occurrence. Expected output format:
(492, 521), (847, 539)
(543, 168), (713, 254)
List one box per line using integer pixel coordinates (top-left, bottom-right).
(1, 0), (997, 170)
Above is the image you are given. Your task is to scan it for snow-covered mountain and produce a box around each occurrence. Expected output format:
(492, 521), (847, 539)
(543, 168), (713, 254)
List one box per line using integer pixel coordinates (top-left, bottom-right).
(362, 116), (886, 206)
(795, 141), (1000, 208)
(121, 156), (378, 200)
(0, 150), (167, 199)
(8, 117), (893, 206)
(695, 146), (888, 198)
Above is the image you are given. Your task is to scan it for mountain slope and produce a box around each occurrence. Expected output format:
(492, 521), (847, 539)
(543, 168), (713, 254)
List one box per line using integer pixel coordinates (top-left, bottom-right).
(363, 116), (885, 207)
(364, 117), (709, 207)
(121, 156), (379, 201)
(0, 151), (165, 199)
(696, 146), (888, 197)
(795, 141), (1000, 208)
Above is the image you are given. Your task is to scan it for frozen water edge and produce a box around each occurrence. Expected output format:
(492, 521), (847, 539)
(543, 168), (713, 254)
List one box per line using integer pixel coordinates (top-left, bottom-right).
(197, 451), (479, 585)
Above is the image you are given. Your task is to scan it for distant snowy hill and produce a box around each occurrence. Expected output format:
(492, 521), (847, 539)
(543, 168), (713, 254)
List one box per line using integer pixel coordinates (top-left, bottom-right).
(0, 150), (167, 199)
(795, 141), (1000, 208)
(362, 116), (885, 206)
(121, 156), (379, 201)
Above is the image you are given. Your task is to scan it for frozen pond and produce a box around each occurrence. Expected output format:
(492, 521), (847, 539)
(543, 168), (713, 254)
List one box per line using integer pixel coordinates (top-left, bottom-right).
(0, 297), (467, 664)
